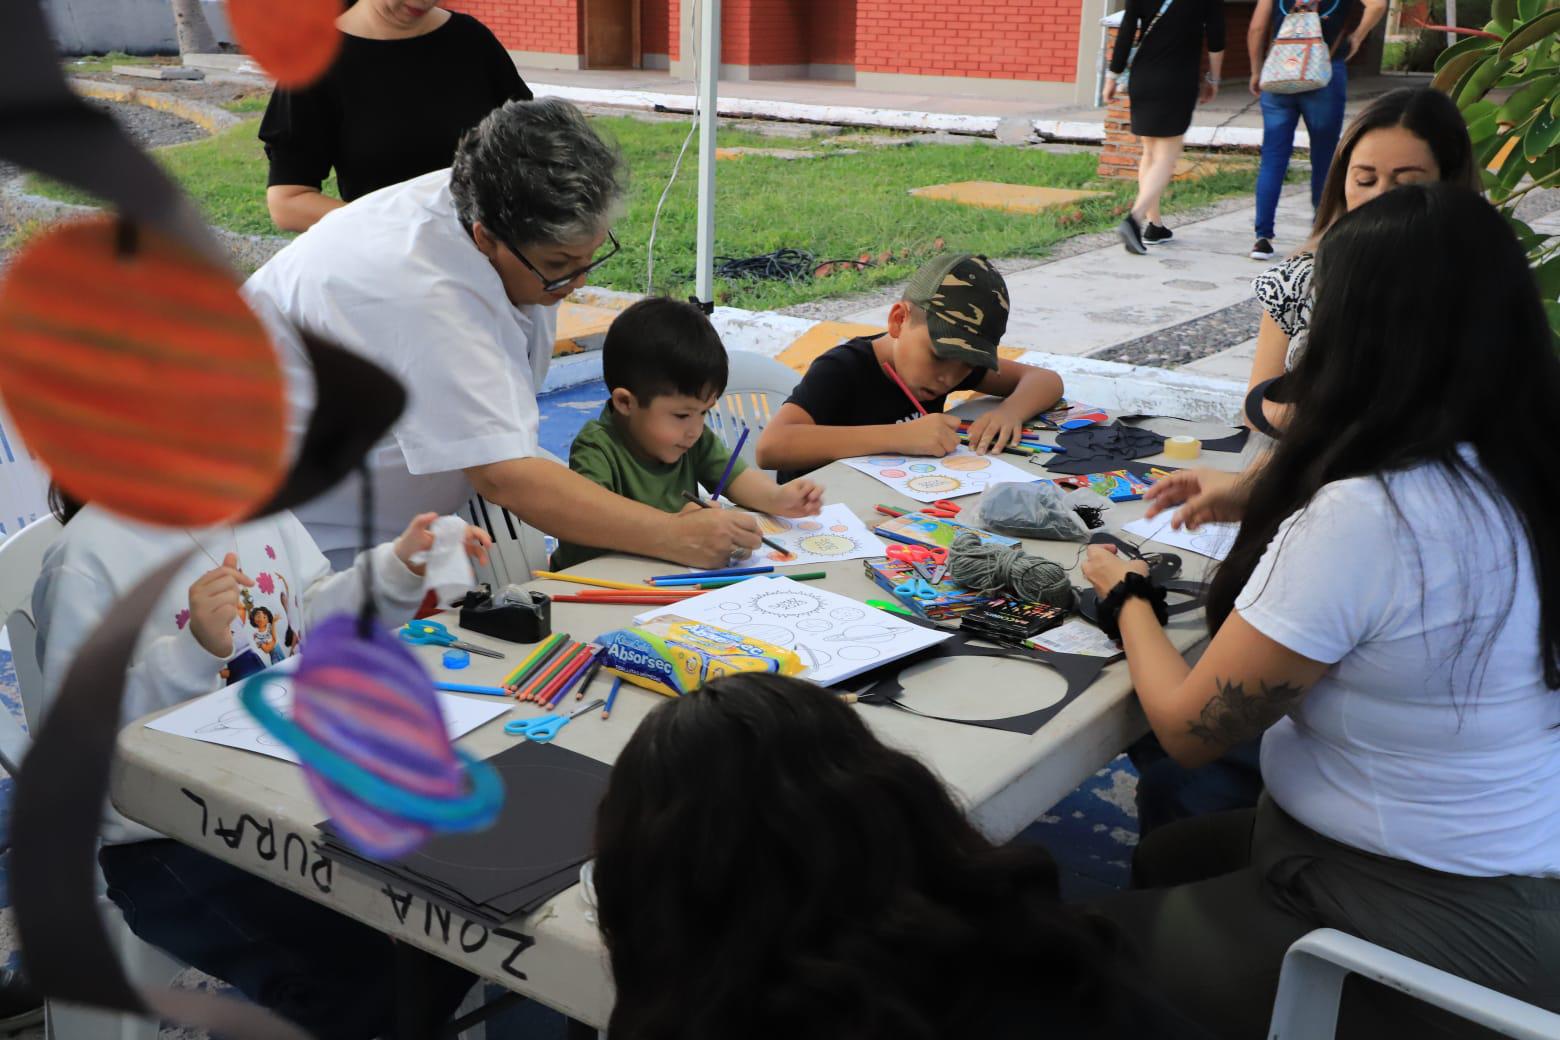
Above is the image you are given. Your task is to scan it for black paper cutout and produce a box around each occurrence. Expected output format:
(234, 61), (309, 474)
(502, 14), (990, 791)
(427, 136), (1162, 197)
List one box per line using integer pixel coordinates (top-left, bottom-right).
(1045, 423), (1167, 474)
(0, 0), (222, 260)
(838, 622), (1119, 736)
(1199, 427), (1251, 454)
(8, 333), (406, 1037)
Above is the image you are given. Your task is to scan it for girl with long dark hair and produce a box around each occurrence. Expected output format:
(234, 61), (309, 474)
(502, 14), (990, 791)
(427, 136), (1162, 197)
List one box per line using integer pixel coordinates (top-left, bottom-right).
(1082, 184), (1560, 1036)
(593, 674), (1204, 1040)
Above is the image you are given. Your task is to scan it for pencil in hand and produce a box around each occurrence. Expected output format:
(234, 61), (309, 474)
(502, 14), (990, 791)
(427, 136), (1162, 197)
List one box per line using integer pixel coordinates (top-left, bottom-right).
(681, 491), (793, 559)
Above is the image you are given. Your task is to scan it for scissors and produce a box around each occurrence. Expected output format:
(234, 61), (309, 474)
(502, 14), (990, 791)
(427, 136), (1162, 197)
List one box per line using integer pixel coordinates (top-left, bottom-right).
(886, 544), (949, 585)
(894, 576), (939, 602)
(398, 620), (505, 659)
(923, 500), (962, 520)
(505, 699), (607, 742)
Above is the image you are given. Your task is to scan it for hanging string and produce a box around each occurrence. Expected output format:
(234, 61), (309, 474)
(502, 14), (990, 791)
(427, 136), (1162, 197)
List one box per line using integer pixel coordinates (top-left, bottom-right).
(946, 532), (1073, 607)
(357, 462), (376, 638)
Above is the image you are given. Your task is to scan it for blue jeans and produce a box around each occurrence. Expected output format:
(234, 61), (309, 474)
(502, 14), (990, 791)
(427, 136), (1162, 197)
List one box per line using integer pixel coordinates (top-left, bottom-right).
(99, 840), (475, 1038)
(1127, 734), (1263, 837)
(1254, 60), (1348, 240)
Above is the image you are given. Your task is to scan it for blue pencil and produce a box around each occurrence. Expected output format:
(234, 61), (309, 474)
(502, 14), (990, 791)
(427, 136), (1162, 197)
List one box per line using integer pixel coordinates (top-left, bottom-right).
(602, 677), (623, 720)
(711, 427), (749, 502)
(650, 564), (774, 582)
(435, 682), (510, 697)
(650, 573), (772, 588)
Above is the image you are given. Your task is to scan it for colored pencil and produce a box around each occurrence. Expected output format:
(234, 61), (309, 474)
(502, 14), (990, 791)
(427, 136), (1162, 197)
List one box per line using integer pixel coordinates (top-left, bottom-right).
(876, 503), (908, 517)
(711, 428), (749, 502)
(503, 632), (567, 688)
(435, 682), (510, 697)
(551, 646), (601, 708)
(576, 587), (703, 599)
(679, 491), (791, 556)
(692, 571), (826, 589)
(538, 649), (593, 709)
(506, 636), (570, 694)
(571, 649), (607, 700)
(602, 677), (623, 719)
(531, 571), (659, 592)
(880, 362), (929, 417)
(520, 642), (587, 702)
(551, 594), (690, 605)
(649, 564), (774, 582)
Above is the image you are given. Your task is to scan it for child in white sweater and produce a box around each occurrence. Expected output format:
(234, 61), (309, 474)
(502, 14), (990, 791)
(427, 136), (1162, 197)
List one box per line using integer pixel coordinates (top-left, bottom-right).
(32, 489), (491, 1038)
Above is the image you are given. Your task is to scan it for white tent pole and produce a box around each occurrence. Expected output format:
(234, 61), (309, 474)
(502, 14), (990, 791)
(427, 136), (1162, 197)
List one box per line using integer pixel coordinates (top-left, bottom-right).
(694, 0), (721, 304)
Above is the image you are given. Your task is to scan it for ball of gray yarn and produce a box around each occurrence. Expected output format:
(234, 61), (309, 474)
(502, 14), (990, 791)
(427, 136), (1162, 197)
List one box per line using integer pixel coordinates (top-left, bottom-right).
(947, 532), (1072, 607)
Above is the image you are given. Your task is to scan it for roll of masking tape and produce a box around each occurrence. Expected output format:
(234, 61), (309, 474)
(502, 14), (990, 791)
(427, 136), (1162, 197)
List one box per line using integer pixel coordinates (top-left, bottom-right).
(1164, 435), (1202, 460)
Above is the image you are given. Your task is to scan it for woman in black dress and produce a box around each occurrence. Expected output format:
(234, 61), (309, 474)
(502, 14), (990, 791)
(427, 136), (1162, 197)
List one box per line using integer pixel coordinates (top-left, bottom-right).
(259, 0), (531, 232)
(1104, 0), (1225, 253)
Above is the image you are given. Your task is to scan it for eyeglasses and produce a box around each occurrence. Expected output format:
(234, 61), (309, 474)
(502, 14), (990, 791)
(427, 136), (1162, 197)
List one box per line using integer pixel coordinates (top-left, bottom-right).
(509, 230), (621, 293)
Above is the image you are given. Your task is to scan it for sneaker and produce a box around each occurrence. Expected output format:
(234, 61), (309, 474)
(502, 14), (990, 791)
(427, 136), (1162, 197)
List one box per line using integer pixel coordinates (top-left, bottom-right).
(1144, 222), (1173, 244)
(1250, 238), (1275, 261)
(1118, 214), (1147, 255)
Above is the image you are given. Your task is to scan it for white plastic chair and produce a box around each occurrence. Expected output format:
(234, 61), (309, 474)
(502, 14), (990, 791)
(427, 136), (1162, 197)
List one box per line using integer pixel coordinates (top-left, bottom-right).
(1267, 929), (1560, 1040)
(706, 351), (800, 477)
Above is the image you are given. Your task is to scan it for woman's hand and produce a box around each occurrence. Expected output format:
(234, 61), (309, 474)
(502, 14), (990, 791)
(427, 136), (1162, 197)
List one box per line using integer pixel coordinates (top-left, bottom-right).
(1143, 468), (1248, 529)
(393, 513), (494, 575)
(1082, 544), (1149, 598)
(188, 553), (255, 658)
(1103, 77), (1119, 103)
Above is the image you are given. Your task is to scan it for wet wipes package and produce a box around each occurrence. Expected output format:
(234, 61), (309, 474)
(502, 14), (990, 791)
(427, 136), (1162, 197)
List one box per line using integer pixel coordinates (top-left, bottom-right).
(597, 616), (803, 697)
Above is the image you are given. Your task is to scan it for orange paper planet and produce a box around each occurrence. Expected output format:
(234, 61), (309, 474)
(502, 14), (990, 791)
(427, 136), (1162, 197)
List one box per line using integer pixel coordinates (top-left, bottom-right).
(226, 0), (342, 89)
(0, 217), (288, 527)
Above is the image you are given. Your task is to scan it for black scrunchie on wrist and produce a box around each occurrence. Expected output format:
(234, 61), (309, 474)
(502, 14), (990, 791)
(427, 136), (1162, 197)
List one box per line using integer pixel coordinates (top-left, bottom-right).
(1097, 572), (1170, 641)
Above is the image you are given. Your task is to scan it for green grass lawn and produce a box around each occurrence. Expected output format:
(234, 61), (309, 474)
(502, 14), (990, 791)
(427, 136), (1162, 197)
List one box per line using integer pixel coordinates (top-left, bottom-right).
(25, 114), (1261, 309)
(63, 52), (177, 76)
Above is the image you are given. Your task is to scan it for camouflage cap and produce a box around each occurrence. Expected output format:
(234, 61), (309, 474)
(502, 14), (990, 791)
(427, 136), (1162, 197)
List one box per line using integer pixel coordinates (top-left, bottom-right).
(902, 253), (1009, 371)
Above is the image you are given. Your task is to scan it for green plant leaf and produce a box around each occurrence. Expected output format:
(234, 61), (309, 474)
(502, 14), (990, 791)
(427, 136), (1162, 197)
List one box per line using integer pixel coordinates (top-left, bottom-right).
(1459, 57), (1514, 105)
(1535, 255), (1560, 301)
(1497, 73), (1559, 122)
(1438, 32), (1495, 71)
(1523, 103), (1560, 159)
(1433, 48), (1487, 92)
(1499, 8), (1560, 60)
(1542, 300), (1560, 344)
(1516, 0), (1549, 21)
(1491, 0), (1517, 30)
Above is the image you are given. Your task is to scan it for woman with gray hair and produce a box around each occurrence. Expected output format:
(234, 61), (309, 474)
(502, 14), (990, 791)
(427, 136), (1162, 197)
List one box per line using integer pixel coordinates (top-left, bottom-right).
(246, 98), (762, 570)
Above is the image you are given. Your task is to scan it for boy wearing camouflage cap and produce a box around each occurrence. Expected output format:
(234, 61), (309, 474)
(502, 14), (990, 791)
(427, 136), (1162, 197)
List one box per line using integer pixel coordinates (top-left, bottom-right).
(757, 253), (1064, 483)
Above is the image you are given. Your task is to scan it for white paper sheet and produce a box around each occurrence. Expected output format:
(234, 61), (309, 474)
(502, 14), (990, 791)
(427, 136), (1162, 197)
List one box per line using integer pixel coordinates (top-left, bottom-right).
(1027, 619), (1122, 658)
(635, 576), (950, 686)
(145, 658), (511, 763)
(842, 447), (1036, 503)
(741, 503), (886, 567)
(1120, 515), (1239, 562)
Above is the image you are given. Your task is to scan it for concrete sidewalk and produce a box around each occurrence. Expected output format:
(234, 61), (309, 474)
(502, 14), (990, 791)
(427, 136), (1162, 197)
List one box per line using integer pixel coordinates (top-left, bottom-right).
(514, 63), (1431, 145)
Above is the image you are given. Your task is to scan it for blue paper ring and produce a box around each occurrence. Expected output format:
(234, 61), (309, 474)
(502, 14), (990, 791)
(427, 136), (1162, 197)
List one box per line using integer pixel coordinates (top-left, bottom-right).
(239, 673), (503, 831)
(443, 649), (471, 670)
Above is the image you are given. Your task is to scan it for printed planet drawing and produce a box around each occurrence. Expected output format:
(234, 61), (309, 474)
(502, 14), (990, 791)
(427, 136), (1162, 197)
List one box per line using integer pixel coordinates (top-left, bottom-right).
(843, 447), (1033, 503)
(634, 576), (951, 687)
(195, 683), (288, 747)
(746, 503), (888, 567)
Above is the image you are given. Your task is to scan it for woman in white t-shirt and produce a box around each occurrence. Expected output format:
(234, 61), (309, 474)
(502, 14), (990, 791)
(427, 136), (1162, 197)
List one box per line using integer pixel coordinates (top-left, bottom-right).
(1082, 184), (1560, 1038)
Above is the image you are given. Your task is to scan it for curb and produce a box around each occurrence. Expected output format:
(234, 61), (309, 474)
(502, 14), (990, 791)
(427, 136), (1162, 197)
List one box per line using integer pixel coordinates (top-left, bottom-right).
(68, 77), (244, 135)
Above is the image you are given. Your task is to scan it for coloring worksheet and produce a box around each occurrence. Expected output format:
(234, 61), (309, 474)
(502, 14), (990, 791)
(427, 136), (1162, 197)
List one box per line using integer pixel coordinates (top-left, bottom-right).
(749, 503), (888, 567)
(1120, 515), (1239, 562)
(636, 576), (950, 686)
(842, 447), (1035, 503)
(145, 659), (511, 763)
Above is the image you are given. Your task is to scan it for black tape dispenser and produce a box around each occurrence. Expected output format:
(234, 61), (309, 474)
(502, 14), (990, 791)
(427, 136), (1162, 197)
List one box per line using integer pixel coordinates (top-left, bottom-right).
(459, 584), (552, 644)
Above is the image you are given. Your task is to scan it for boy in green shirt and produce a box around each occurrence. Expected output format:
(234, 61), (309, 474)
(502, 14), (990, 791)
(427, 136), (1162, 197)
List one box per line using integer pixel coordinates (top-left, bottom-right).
(552, 298), (823, 570)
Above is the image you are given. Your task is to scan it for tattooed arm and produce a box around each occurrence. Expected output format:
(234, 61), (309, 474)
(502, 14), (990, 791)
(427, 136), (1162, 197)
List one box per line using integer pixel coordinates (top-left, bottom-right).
(1119, 599), (1328, 767)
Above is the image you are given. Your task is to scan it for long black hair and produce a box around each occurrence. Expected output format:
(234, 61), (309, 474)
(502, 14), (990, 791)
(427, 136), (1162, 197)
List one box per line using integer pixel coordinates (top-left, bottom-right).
(593, 674), (1139, 1040)
(1209, 184), (1560, 688)
(1310, 86), (1479, 240)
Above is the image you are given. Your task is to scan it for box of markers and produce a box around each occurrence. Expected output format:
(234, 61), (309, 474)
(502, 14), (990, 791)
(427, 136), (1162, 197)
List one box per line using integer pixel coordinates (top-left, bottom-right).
(862, 558), (992, 622)
(873, 512), (1020, 552)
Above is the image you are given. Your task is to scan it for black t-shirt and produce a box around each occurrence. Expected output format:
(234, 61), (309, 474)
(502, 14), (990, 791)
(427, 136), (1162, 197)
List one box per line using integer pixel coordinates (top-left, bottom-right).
(259, 12), (531, 202)
(1268, 0), (1362, 48)
(778, 335), (986, 484)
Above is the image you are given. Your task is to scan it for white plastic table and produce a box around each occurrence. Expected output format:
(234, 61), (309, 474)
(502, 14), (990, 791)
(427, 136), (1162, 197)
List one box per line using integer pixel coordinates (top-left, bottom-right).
(110, 416), (1251, 1030)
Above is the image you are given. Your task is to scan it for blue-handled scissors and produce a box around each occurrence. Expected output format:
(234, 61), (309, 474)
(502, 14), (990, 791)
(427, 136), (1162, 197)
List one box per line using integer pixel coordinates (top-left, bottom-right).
(505, 699), (606, 742)
(399, 620), (505, 659)
(894, 576), (939, 601)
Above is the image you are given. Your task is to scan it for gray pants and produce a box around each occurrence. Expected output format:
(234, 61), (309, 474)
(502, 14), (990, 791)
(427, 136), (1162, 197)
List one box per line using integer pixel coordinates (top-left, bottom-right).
(1089, 795), (1560, 1039)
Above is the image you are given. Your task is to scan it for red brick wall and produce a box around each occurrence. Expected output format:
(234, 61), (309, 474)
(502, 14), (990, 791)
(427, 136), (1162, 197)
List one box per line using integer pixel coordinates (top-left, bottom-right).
(745, 0), (810, 65)
(643, 0), (670, 55)
(809, 0), (856, 65)
(1223, 1), (1256, 83)
(855, 0), (1081, 82)
(444, 0), (580, 54)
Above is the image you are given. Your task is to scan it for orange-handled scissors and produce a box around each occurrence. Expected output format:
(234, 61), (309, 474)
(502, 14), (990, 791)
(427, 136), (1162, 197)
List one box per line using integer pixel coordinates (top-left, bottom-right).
(886, 544), (949, 584)
(923, 500), (962, 519)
